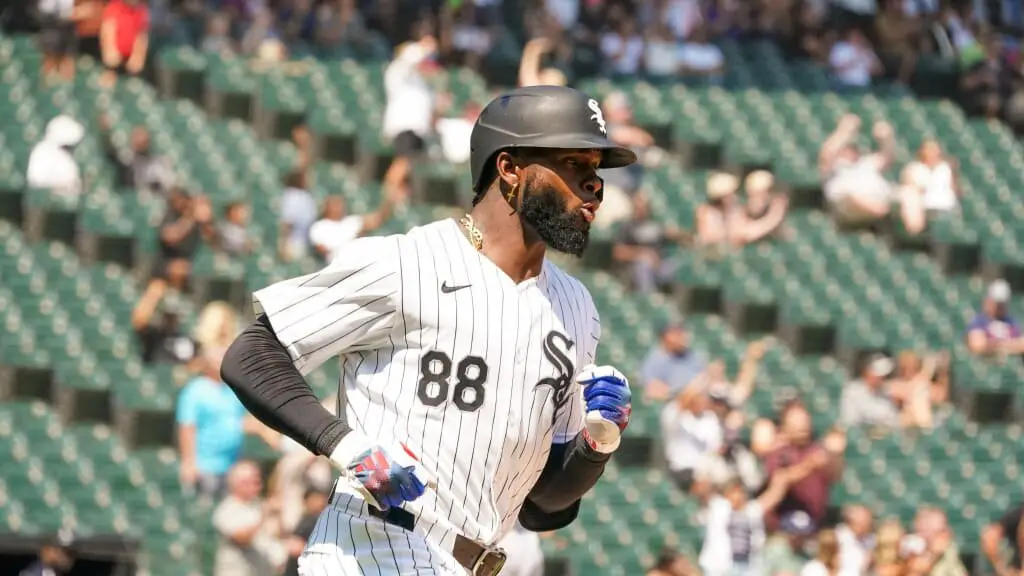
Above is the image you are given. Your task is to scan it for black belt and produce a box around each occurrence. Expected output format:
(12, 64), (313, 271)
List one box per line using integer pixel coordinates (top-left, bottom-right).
(368, 506), (507, 576)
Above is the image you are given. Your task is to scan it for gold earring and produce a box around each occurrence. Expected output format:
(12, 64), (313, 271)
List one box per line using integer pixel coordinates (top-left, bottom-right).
(506, 182), (518, 203)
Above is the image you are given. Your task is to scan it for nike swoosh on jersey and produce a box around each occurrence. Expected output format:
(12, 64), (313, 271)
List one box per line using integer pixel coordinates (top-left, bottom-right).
(441, 281), (471, 294)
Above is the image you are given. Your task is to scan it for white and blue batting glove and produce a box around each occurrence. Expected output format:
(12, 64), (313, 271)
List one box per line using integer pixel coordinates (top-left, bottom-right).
(330, 433), (435, 511)
(577, 365), (631, 454)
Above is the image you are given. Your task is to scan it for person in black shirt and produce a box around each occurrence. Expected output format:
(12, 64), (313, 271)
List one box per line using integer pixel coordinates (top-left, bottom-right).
(158, 188), (215, 263)
(283, 487), (331, 576)
(133, 258), (198, 365)
(982, 501), (1024, 574)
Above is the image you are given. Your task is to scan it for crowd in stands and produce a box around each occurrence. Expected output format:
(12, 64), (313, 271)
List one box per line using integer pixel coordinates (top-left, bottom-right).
(15, 0), (1024, 575)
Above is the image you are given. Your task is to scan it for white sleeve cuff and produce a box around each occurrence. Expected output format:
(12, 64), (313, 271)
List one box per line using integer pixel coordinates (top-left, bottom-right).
(328, 430), (374, 469)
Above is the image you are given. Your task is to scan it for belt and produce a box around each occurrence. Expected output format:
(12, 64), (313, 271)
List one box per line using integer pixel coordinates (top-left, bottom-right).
(368, 506), (507, 576)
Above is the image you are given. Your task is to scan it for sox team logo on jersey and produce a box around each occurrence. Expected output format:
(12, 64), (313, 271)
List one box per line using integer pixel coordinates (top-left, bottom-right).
(588, 98), (607, 134)
(536, 331), (575, 418)
(253, 218), (601, 574)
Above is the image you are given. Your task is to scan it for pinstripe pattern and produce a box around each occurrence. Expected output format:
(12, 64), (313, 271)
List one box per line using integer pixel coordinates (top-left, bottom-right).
(260, 219), (601, 573)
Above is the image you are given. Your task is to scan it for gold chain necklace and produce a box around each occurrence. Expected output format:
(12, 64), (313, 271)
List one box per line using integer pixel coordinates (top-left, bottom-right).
(459, 214), (484, 251)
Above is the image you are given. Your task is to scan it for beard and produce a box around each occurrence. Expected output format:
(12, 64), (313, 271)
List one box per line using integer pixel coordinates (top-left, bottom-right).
(517, 177), (590, 257)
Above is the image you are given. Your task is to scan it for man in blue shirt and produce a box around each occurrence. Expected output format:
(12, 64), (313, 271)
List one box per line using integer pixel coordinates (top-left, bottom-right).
(176, 351), (247, 500)
(642, 322), (708, 401)
(966, 279), (1024, 356)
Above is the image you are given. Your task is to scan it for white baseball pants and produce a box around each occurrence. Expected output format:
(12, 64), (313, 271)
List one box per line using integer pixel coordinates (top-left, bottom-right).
(298, 493), (466, 576)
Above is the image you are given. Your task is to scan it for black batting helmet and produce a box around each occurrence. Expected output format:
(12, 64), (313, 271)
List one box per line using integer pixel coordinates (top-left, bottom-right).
(469, 85), (638, 193)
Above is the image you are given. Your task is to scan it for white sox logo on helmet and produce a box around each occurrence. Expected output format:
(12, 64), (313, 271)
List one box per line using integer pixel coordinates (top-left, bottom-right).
(587, 99), (607, 134)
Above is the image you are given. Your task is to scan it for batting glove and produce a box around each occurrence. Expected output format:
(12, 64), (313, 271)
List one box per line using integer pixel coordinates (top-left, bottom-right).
(330, 433), (431, 511)
(577, 365), (631, 454)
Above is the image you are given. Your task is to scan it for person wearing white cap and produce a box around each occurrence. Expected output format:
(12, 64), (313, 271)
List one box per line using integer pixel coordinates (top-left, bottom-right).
(737, 170), (789, 244)
(26, 115), (84, 198)
(966, 279), (1024, 356)
(839, 354), (902, 429)
(696, 172), (742, 247)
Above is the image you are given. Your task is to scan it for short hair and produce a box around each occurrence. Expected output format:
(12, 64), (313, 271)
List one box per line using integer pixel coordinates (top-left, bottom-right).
(283, 170), (305, 189)
(653, 547), (681, 570)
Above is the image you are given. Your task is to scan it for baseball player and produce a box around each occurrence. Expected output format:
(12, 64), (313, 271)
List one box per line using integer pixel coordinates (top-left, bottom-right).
(221, 85), (637, 575)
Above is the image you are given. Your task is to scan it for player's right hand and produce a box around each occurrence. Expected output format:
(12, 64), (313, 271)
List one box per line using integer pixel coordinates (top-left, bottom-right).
(338, 441), (430, 512)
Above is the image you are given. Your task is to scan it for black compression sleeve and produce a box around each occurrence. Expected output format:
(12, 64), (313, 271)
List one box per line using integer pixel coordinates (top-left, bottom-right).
(521, 431), (610, 520)
(221, 314), (351, 457)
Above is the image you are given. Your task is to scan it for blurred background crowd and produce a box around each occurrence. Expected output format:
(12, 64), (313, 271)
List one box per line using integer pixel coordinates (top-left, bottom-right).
(5, 0), (1024, 575)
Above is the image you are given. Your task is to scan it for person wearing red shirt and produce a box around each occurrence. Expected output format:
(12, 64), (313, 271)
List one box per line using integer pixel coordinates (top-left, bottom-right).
(762, 403), (846, 529)
(99, 0), (149, 85)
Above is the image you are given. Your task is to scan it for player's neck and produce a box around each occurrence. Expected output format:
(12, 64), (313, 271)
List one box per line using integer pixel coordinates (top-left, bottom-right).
(468, 195), (546, 284)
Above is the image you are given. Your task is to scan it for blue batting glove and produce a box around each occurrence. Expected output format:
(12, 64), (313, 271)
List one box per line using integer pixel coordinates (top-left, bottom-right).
(348, 443), (429, 511)
(577, 365), (631, 453)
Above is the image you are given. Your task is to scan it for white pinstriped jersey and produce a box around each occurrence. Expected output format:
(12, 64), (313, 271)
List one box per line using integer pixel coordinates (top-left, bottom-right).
(253, 218), (601, 551)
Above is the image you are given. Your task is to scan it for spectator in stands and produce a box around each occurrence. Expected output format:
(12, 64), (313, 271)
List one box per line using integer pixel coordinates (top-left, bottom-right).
(213, 461), (286, 576)
(240, 8), (280, 57)
(960, 34), (1013, 120)
(26, 115), (84, 199)
(836, 504), (875, 575)
(217, 201), (253, 256)
(309, 188), (398, 264)
(702, 340), (768, 414)
(278, 170), (317, 261)
(762, 510), (816, 576)
(440, 1), (494, 71)
(839, 353), (903, 429)
(600, 6), (644, 76)
(696, 172), (742, 248)
(699, 457), (820, 576)
(314, 0), (368, 56)
(820, 115), (917, 229)
(107, 124), (175, 196)
(647, 548), (700, 576)
(277, 0), (316, 49)
(37, 0), (80, 83)
(132, 258), (198, 365)
(660, 379), (722, 494)
(643, 322), (708, 401)
(874, 0), (926, 86)
(612, 193), (689, 293)
(158, 188), (215, 263)
(599, 92), (655, 224)
(982, 500), (1024, 576)
(697, 168), (790, 250)
(381, 35), (441, 200)
(201, 11), (235, 55)
(800, 529), (845, 576)
(282, 487), (329, 576)
(193, 301), (241, 358)
(966, 279), (1024, 356)
(872, 518), (905, 575)
(764, 403), (845, 528)
(740, 170), (789, 242)
(18, 528), (76, 576)
(679, 24), (727, 85)
(75, 0), (106, 63)
(644, 21), (681, 80)
(518, 37), (568, 87)
(828, 28), (883, 89)
(100, 0), (150, 86)
(899, 138), (958, 234)
(911, 507), (967, 576)
(176, 348), (245, 501)
(888, 351), (947, 429)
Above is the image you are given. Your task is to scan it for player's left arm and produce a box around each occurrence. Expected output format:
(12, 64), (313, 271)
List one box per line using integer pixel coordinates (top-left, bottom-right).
(519, 308), (631, 531)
